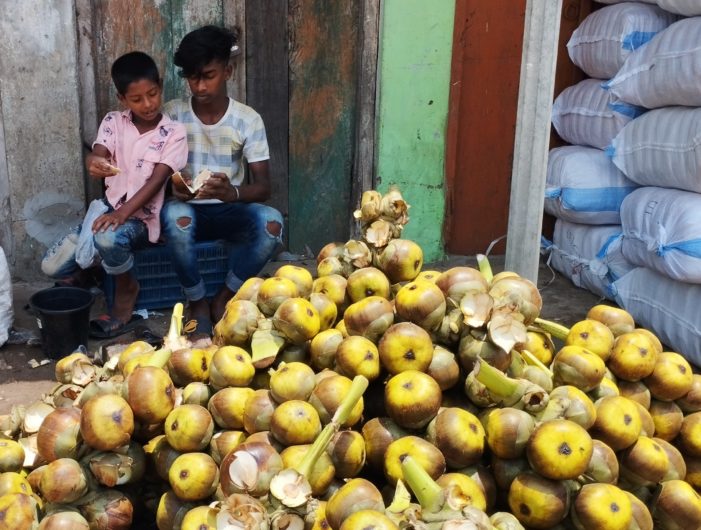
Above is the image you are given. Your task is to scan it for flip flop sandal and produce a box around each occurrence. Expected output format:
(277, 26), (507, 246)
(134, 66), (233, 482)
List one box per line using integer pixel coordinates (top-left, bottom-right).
(186, 315), (213, 339)
(133, 324), (162, 346)
(89, 314), (145, 339)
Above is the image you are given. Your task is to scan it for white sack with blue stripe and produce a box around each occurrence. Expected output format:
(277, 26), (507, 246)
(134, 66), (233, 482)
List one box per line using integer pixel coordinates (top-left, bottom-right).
(606, 17), (701, 108)
(552, 79), (645, 150)
(609, 107), (701, 193)
(657, 0), (701, 16)
(567, 3), (678, 80)
(544, 219), (634, 300)
(595, 0), (656, 4)
(613, 267), (701, 366)
(621, 186), (701, 283)
(545, 146), (638, 225)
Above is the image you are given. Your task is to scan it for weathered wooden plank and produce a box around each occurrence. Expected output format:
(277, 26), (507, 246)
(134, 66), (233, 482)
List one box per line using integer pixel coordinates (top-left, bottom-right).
(246, 0), (289, 225)
(167, 0), (223, 101)
(349, 0), (380, 239)
(505, 0), (564, 282)
(224, 0), (246, 104)
(288, 0), (360, 253)
(91, 0), (172, 121)
(75, 0), (101, 202)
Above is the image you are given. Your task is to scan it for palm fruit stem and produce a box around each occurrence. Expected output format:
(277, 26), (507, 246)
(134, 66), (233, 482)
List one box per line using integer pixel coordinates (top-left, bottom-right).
(521, 349), (554, 377)
(474, 357), (520, 399)
(294, 375), (369, 479)
(534, 317), (569, 341)
(145, 303), (183, 368)
(476, 254), (493, 284)
(473, 357), (549, 412)
(400, 455), (445, 513)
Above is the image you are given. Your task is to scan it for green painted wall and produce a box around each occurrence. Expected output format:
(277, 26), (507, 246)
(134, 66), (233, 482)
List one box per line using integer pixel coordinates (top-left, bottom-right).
(375, 0), (455, 263)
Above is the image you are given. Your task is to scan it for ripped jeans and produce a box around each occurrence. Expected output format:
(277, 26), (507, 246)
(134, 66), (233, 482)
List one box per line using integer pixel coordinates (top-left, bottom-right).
(160, 199), (283, 301)
(41, 213), (149, 278)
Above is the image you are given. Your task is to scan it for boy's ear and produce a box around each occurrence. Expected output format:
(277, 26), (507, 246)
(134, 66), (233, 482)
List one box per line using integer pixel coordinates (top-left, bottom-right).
(116, 92), (126, 106)
(225, 62), (234, 79)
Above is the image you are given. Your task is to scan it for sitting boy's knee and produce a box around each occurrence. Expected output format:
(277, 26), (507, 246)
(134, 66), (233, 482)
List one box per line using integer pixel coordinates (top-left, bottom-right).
(266, 220), (282, 237)
(176, 216), (192, 229)
(93, 231), (116, 251)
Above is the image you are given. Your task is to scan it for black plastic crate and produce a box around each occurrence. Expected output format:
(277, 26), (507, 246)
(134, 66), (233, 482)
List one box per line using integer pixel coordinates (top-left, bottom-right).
(104, 240), (229, 310)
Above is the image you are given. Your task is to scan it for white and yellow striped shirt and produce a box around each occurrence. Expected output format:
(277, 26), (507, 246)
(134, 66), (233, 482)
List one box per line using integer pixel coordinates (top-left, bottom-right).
(164, 97), (269, 188)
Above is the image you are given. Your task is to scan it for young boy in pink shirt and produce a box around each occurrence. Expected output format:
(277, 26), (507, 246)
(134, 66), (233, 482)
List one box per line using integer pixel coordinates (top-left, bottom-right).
(43, 51), (188, 338)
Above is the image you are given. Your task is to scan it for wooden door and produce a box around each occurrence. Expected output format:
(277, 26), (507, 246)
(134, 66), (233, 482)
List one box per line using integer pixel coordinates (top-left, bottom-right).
(444, 0), (594, 254)
(286, 0), (361, 254)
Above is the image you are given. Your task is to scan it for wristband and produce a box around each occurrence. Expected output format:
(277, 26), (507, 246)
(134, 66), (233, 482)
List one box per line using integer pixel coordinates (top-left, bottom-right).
(234, 186), (240, 201)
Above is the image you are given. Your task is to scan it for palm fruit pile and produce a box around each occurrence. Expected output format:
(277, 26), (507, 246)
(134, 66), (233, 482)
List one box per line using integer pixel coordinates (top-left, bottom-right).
(1, 186), (701, 529)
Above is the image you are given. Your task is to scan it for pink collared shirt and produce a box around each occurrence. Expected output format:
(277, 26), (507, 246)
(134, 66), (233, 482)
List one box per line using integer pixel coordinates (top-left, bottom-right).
(93, 110), (188, 242)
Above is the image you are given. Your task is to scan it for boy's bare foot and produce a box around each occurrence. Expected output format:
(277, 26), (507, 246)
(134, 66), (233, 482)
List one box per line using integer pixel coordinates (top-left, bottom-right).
(211, 286), (235, 323)
(112, 272), (139, 323)
(188, 297), (210, 321)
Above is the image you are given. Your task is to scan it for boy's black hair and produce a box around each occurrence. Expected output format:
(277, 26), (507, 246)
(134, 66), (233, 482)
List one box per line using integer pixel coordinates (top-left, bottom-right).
(174, 25), (240, 77)
(111, 51), (160, 95)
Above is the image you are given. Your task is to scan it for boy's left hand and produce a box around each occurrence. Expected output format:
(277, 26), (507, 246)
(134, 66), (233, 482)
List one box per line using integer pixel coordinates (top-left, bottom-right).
(92, 211), (127, 233)
(195, 172), (236, 201)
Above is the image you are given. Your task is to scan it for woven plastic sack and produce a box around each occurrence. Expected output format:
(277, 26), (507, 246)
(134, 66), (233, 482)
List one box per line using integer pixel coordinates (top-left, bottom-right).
(608, 106), (701, 193)
(613, 267), (701, 366)
(552, 79), (645, 150)
(543, 219), (633, 300)
(657, 0), (701, 16)
(0, 246), (12, 347)
(620, 186), (701, 283)
(545, 146), (638, 225)
(595, 0), (656, 4)
(567, 3), (678, 79)
(606, 17), (701, 108)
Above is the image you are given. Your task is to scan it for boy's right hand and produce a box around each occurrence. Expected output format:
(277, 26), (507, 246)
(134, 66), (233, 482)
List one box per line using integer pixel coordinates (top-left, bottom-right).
(87, 154), (120, 178)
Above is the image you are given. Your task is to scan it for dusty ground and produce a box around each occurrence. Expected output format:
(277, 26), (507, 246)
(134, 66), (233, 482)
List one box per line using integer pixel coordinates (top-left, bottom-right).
(0, 255), (602, 414)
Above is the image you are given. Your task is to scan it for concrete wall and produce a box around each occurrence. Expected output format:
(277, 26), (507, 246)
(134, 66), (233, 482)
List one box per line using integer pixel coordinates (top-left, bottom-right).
(0, 1), (85, 280)
(375, 0), (455, 263)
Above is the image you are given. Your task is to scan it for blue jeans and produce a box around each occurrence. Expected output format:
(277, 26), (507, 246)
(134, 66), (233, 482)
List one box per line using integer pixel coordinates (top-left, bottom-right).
(93, 219), (149, 275)
(41, 217), (149, 278)
(160, 199), (283, 301)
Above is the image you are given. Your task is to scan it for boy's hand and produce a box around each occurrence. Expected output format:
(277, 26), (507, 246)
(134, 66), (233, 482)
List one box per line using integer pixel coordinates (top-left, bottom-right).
(92, 211), (127, 233)
(87, 154), (120, 178)
(172, 170), (195, 201)
(195, 172), (235, 201)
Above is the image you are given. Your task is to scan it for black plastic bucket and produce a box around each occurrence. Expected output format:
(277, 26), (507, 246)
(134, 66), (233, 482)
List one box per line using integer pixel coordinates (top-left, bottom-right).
(29, 287), (94, 359)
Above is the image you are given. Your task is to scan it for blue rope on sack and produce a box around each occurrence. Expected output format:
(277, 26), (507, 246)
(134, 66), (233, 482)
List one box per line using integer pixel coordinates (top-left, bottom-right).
(608, 102), (647, 120)
(621, 31), (658, 52)
(560, 187), (636, 213)
(596, 233), (623, 260)
(656, 238), (701, 258)
(540, 235), (554, 254)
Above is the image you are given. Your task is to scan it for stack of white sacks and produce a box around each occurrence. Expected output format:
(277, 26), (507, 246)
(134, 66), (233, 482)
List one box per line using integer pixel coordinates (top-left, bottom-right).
(543, 0), (701, 364)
